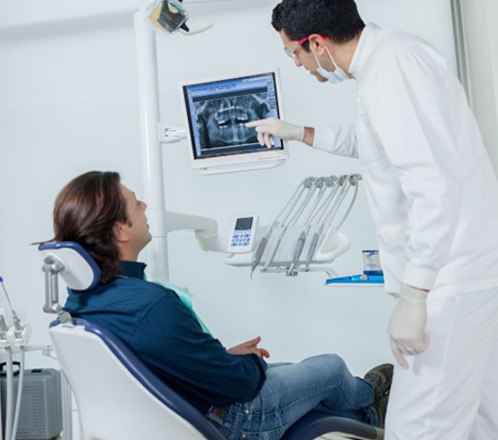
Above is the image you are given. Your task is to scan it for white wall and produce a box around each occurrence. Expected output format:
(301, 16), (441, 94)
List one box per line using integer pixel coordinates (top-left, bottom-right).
(0, 0), (456, 376)
(459, 0), (498, 174)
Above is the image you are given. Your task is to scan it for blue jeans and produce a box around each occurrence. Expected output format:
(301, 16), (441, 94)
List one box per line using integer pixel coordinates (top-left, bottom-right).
(206, 354), (377, 440)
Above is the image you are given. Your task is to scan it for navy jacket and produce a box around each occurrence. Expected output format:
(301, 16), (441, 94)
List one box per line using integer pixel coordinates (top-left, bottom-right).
(63, 261), (267, 414)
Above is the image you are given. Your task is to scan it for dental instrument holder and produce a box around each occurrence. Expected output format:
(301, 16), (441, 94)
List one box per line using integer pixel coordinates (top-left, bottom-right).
(225, 174), (361, 276)
(258, 224), (349, 275)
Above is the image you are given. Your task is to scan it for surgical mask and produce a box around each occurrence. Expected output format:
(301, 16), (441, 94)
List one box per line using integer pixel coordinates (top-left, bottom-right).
(311, 46), (350, 84)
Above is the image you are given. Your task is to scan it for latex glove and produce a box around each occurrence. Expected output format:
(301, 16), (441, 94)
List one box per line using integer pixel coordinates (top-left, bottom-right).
(246, 118), (305, 148)
(388, 284), (429, 368)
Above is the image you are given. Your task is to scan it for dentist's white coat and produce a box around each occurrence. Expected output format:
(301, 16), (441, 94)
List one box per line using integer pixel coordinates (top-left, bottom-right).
(313, 23), (498, 298)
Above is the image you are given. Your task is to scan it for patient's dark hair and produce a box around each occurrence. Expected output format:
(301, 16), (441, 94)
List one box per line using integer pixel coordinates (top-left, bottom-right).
(52, 171), (129, 284)
(272, 0), (364, 50)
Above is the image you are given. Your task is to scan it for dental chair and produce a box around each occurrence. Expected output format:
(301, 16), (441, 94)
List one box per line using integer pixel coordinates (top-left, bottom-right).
(39, 241), (383, 440)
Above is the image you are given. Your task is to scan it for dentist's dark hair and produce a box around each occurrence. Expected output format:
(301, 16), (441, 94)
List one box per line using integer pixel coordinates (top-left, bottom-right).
(272, 0), (364, 51)
(52, 171), (130, 284)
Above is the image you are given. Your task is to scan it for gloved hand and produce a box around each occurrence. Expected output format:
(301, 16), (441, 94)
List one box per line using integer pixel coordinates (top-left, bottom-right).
(388, 284), (429, 368)
(246, 118), (305, 148)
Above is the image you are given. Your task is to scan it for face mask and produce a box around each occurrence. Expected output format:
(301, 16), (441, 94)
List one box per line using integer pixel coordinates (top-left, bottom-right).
(311, 46), (350, 84)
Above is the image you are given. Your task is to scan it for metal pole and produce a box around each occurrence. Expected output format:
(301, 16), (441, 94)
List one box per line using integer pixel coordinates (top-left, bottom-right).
(451, 0), (472, 101)
(134, 5), (170, 281)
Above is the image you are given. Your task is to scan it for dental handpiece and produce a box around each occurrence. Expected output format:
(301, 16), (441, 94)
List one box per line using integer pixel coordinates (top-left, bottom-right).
(303, 232), (320, 271)
(0, 315), (8, 339)
(287, 230), (307, 276)
(262, 226), (288, 271)
(0, 278), (23, 336)
(250, 236), (268, 278)
(12, 311), (23, 339)
(287, 178), (326, 275)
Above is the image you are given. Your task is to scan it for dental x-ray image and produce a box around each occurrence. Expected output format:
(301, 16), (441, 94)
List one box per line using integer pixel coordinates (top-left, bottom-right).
(194, 92), (271, 151)
(182, 71), (285, 165)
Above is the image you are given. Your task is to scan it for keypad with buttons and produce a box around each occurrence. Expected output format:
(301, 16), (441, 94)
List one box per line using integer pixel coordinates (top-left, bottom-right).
(231, 230), (251, 247)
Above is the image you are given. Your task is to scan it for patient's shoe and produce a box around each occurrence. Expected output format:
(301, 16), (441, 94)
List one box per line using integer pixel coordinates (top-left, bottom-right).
(364, 363), (393, 429)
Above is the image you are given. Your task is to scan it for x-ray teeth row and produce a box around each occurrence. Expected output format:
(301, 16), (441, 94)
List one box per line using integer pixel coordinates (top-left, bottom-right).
(195, 93), (270, 148)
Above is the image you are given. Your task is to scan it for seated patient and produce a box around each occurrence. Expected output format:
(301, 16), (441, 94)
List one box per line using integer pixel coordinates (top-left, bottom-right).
(51, 171), (392, 440)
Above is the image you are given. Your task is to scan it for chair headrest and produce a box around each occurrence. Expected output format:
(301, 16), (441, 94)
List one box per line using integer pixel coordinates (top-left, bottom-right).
(38, 241), (102, 291)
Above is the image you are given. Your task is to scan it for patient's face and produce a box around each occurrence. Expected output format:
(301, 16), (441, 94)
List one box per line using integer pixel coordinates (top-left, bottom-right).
(120, 184), (152, 255)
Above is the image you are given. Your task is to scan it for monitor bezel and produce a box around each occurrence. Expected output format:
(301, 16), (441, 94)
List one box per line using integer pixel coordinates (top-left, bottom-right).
(179, 68), (288, 173)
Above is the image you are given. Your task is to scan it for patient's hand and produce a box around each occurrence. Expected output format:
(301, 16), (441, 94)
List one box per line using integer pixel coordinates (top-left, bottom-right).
(227, 336), (270, 358)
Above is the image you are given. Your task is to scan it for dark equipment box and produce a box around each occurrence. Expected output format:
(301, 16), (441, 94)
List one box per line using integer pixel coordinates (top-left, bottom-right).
(1, 367), (62, 440)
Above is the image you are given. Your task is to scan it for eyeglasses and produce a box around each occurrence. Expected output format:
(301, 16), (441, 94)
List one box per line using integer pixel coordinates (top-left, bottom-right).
(283, 36), (309, 60)
(283, 35), (330, 60)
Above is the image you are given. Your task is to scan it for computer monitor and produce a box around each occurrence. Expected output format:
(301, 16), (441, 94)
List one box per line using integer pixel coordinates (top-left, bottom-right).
(180, 69), (288, 174)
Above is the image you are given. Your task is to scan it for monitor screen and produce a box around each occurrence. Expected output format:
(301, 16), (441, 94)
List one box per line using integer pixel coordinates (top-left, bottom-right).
(181, 69), (288, 173)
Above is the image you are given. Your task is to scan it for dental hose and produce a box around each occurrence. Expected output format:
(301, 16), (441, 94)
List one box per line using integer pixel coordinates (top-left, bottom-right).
(335, 174), (361, 230)
(11, 349), (25, 440)
(0, 277), (26, 440)
(0, 310), (13, 440)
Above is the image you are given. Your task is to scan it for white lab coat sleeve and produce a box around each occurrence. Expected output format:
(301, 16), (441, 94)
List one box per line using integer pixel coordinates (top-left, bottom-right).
(362, 49), (463, 290)
(312, 124), (358, 158)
